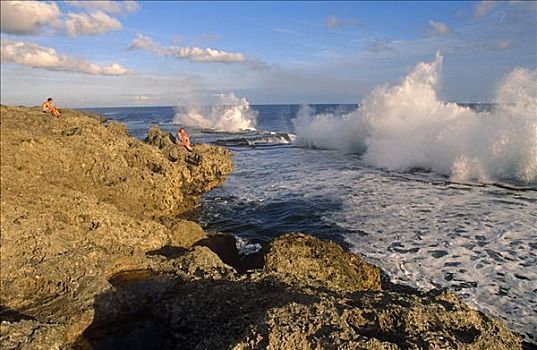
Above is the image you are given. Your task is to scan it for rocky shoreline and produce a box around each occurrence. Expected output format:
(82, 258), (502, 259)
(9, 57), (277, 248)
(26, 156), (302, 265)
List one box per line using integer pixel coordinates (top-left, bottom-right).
(0, 106), (522, 349)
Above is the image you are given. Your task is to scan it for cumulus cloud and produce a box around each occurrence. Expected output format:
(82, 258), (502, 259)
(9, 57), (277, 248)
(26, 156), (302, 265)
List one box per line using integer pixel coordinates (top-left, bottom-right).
(128, 34), (162, 52)
(63, 10), (122, 37)
(325, 16), (361, 29)
(1, 1), (134, 37)
(171, 47), (245, 63)
(1, 39), (130, 76)
(64, 1), (139, 14)
(0, 1), (60, 35)
(128, 34), (246, 63)
(428, 20), (451, 35)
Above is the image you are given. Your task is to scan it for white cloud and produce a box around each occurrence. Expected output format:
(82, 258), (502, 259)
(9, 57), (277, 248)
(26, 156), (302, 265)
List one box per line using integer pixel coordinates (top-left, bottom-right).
(0, 1), (60, 35)
(1, 1), (133, 37)
(63, 1), (139, 14)
(475, 1), (499, 18)
(63, 10), (122, 37)
(128, 34), (246, 63)
(123, 1), (140, 13)
(170, 47), (245, 63)
(128, 33), (162, 52)
(1, 39), (130, 76)
(325, 16), (361, 29)
(428, 20), (451, 35)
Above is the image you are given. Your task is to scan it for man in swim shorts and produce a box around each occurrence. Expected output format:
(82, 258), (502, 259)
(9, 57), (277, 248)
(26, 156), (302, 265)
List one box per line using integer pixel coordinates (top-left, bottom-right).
(42, 98), (61, 117)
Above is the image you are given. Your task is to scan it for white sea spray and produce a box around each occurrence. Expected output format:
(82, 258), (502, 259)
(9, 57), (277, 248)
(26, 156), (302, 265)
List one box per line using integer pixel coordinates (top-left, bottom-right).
(174, 93), (257, 131)
(294, 54), (537, 182)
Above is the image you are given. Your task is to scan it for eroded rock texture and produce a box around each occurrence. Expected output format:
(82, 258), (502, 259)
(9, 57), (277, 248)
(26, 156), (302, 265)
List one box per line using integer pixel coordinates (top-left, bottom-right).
(0, 106), (521, 349)
(0, 106), (232, 347)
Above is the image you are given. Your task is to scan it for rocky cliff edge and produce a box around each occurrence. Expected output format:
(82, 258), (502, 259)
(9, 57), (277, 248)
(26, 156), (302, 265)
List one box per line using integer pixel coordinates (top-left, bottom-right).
(0, 106), (521, 349)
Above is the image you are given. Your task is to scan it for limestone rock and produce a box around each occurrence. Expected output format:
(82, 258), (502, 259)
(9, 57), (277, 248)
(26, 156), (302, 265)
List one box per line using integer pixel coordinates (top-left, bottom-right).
(169, 220), (208, 248)
(77, 272), (520, 350)
(0, 106), (523, 349)
(0, 106), (232, 348)
(236, 289), (520, 350)
(264, 233), (382, 293)
(145, 126), (233, 208)
(195, 233), (242, 271)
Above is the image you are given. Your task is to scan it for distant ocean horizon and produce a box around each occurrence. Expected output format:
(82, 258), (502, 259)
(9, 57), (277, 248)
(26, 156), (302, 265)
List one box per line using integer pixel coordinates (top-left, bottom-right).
(77, 101), (498, 109)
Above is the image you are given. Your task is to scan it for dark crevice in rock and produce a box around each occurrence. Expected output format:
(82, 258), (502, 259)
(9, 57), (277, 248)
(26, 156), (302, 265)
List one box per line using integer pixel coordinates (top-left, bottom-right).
(0, 306), (37, 322)
(451, 327), (481, 344)
(194, 234), (242, 272)
(522, 341), (537, 350)
(146, 246), (189, 259)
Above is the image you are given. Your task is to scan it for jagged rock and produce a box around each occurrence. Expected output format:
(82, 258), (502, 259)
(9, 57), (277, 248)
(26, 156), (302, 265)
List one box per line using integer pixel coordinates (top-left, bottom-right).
(0, 106), (522, 349)
(0, 106), (233, 348)
(0, 318), (67, 350)
(145, 125), (177, 150)
(173, 246), (237, 278)
(77, 269), (520, 350)
(75, 232), (521, 349)
(234, 288), (520, 350)
(195, 233), (242, 271)
(169, 220), (208, 247)
(144, 126), (233, 208)
(264, 233), (382, 293)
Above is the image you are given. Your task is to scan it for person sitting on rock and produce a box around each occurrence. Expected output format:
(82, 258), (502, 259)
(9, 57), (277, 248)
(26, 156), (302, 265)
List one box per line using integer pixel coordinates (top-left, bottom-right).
(42, 98), (61, 117)
(178, 127), (194, 152)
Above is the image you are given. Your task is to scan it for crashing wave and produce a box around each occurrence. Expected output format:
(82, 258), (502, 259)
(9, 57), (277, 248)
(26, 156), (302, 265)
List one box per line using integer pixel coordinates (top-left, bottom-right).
(174, 93), (258, 132)
(215, 132), (296, 147)
(294, 53), (537, 183)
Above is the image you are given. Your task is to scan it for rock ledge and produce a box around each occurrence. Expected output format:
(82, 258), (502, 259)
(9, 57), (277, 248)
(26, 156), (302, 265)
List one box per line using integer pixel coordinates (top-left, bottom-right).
(0, 106), (521, 349)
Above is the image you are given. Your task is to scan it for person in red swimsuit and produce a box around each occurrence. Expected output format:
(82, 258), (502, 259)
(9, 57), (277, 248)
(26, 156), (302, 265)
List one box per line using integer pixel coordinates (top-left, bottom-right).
(42, 98), (61, 117)
(178, 127), (194, 152)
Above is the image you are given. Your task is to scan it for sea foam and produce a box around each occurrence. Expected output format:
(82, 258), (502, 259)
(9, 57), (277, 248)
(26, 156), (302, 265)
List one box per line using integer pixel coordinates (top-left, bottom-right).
(294, 53), (537, 182)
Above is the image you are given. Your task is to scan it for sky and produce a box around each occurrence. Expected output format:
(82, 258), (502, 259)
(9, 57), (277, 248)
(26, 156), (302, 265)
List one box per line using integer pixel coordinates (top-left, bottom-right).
(1, 1), (536, 107)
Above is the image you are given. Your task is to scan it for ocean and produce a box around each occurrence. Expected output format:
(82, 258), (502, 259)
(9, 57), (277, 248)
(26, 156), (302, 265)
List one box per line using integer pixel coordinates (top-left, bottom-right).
(82, 57), (537, 344)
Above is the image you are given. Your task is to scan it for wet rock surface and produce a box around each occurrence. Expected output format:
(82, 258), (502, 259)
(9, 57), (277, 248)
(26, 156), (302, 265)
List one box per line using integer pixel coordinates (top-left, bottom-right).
(1, 106), (522, 349)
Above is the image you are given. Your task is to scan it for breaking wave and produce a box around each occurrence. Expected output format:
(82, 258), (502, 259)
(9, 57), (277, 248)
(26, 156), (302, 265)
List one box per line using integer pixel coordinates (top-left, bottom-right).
(174, 93), (258, 132)
(294, 53), (537, 183)
(214, 132), (296, 147)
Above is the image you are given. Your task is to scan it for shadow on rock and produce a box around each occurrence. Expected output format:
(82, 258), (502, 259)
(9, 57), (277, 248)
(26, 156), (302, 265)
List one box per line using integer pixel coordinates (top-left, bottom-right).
(76, 275), (317, 350)
(147, 233), (264, 274)
(0, 306), (36, 322)
(146, 246), (189, 260)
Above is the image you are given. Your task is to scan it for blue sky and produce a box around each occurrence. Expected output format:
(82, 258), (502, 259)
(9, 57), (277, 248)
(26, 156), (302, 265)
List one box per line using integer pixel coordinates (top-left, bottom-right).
(1, 1), (535, 107)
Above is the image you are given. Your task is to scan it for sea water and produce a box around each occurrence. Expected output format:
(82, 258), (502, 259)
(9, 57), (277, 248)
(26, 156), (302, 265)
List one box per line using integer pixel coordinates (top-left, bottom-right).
(84, 56), (537, 344)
